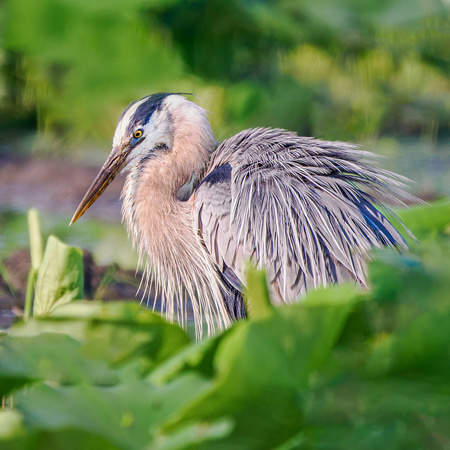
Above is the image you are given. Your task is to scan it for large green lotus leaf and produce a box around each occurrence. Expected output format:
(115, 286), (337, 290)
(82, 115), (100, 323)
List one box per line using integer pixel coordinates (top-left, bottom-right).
(33, 236), (84, 316)
(368, 240), (450, 338)
(366, 250), (450, 377)
(158, 283), (360, 449)
(8, 374), (209, 450)
(367, 308), (450, 377)
(10, 301), (191, 363)
(396, 200), (450, 238)
(301, 370), (450, 449)
(0, 334), (92, 396)
(0, 302), (191, 395)
(295, 240), (450, 448)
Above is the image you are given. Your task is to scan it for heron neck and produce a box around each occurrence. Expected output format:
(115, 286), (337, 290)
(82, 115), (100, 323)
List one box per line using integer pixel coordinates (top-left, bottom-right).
(122, 152), (198, 248)
(121, 153), (230, 335)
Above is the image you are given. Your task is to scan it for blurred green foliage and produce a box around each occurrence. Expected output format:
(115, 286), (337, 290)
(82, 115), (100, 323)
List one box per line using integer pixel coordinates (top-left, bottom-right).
(0, 201), (449, 448)
(0, 0), (449, 150)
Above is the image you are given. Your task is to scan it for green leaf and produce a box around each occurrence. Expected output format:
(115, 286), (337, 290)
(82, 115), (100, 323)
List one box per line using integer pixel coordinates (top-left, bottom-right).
(0, 410), (25, 440)
(397, 200), (450, 237)
(160, 283), (360, 448)
(367, 308), (450, 376)
(12, 374), (209, 449)
(33, 236), (83, 316)
(2, 302), (191, 392)
(243, 265), (274, 319)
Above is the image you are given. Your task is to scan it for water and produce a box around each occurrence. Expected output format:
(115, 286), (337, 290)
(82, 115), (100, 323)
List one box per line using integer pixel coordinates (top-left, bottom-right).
(372, 138), (450, 199)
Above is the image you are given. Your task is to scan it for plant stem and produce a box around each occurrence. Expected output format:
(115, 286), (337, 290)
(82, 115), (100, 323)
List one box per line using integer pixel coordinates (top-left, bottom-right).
(23, 270), (36, 321)
(24, 209), (44, 321)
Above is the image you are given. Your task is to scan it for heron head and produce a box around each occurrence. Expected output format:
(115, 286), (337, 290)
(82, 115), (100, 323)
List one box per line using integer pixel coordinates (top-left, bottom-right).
(70, 92), (199, 225)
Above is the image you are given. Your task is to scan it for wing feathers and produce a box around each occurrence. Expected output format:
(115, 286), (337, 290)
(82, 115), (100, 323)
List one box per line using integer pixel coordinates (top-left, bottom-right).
(195, 128), (415, 304)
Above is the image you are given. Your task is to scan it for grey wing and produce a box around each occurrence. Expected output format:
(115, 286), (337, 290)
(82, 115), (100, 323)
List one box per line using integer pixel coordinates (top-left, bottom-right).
(194, 163), (247, 319)
(195, 128), (414, 305)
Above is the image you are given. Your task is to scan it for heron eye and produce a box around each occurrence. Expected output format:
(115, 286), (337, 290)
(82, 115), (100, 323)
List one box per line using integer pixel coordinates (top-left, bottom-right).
(133, 129), (143, 139)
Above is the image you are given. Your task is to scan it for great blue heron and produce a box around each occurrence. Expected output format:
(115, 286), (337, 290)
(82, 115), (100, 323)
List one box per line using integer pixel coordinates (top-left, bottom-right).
(71, 92), (413, 336)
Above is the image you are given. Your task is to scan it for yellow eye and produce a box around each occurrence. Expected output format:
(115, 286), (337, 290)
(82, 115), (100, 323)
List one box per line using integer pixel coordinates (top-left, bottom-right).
(133, 129), (143, 139)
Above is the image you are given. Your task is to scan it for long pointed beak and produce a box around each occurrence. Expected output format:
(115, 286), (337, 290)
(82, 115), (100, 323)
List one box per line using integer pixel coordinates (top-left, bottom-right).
(70, 146), (129, 225)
